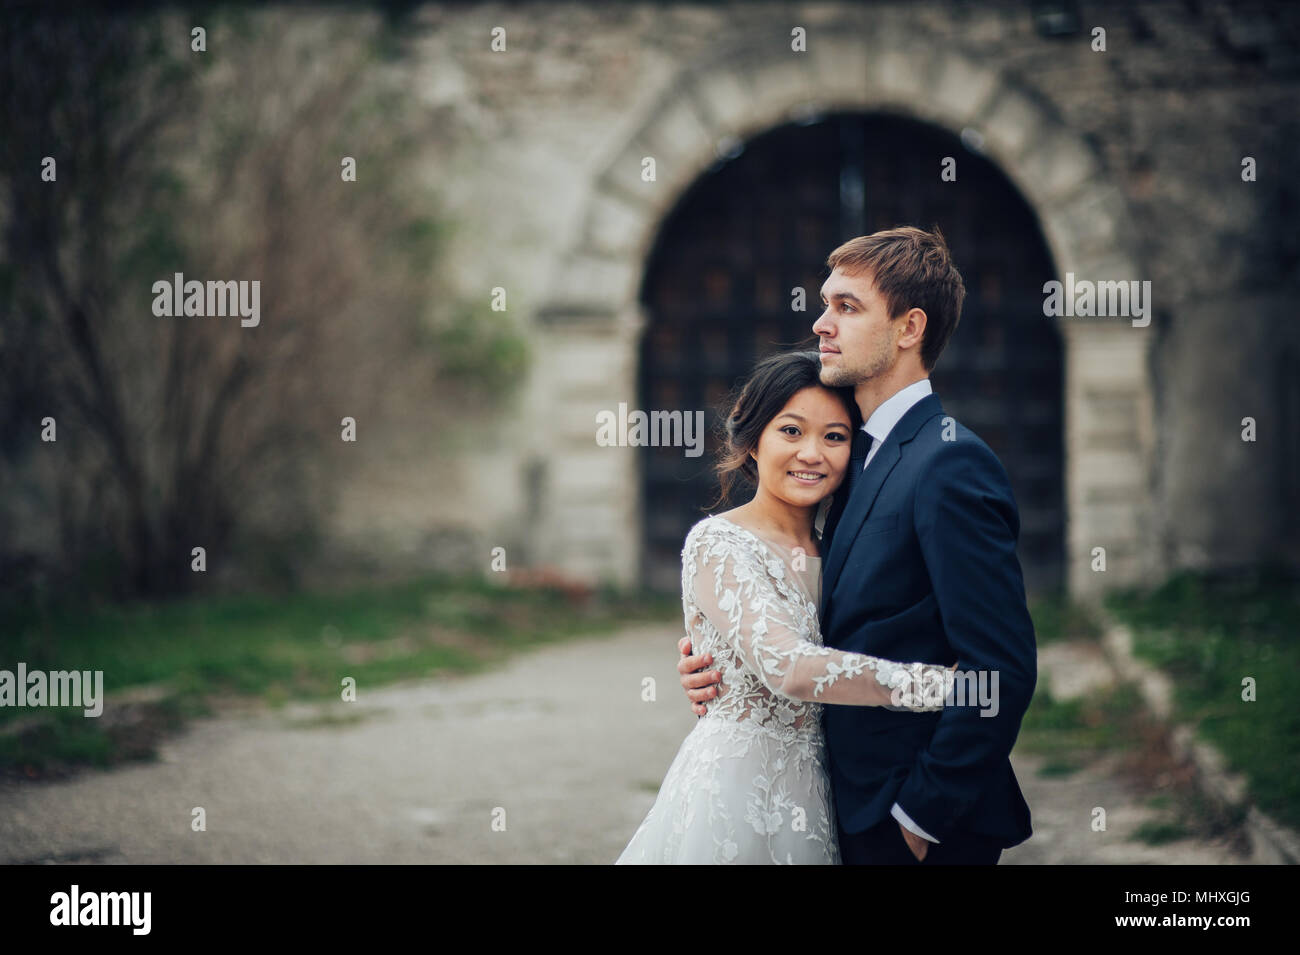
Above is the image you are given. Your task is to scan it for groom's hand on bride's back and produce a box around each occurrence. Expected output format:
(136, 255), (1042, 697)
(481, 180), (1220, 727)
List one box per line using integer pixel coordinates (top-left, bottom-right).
(677, 637), (723, 716)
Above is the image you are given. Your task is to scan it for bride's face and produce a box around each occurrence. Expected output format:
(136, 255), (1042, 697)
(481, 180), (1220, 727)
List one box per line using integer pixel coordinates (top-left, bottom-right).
(748, 386), (853, 509)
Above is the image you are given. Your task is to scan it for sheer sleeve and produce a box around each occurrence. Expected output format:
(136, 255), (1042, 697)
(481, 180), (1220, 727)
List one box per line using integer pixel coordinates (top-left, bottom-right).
(688, 524), (954, 710)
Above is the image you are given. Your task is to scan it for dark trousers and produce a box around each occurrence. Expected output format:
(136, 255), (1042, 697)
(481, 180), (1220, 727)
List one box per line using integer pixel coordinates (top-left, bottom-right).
(838, 815), (1003, 865)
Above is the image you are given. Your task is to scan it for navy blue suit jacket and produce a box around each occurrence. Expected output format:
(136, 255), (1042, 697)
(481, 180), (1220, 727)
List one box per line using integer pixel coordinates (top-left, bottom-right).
(820, 391), (1036, 848)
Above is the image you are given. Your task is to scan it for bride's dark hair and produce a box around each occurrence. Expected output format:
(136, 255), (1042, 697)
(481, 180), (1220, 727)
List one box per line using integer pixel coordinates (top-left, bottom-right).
(708, 349), (860, 509)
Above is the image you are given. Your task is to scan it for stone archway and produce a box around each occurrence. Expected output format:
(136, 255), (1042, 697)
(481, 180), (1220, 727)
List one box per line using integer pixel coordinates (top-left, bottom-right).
(637, 112), (1066, 593)
(533, 36), (1155, 598)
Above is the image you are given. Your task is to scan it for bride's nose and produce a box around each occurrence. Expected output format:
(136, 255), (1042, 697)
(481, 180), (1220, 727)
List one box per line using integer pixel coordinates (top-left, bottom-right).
(796, 441), (822, 463)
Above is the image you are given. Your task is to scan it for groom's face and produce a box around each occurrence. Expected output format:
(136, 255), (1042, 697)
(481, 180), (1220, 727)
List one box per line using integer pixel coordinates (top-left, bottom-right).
(813, 266), (898, 388)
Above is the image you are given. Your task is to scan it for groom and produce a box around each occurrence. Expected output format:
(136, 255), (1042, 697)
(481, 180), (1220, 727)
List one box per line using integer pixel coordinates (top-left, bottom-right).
(679, 226), (1037, 864)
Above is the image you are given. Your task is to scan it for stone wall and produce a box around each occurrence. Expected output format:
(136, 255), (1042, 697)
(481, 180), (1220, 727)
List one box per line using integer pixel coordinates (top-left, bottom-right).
(223, 2), (1300, 592)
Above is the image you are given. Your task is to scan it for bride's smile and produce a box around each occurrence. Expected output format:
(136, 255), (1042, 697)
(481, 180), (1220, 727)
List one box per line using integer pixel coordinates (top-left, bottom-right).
(788, 470), (826, 485)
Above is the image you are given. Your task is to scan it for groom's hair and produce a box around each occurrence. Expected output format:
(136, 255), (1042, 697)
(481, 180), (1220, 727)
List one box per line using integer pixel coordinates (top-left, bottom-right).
(826, 225), (966, 372)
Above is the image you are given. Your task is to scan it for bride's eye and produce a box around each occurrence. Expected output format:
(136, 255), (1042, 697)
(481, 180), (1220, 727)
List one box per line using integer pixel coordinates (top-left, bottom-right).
(826, 432), (848, 442)
(780, 425), (801, 437)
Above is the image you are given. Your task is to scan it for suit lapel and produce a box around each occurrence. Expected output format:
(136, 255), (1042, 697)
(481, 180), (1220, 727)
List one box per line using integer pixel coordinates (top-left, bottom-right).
(820, 428), (868, 549)
(822, 392), (944, 596)
(822, 442), (901, 594)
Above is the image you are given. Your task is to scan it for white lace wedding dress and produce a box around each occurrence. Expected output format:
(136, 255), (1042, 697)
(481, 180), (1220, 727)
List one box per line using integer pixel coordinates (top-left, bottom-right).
(616, 515), (954, 865)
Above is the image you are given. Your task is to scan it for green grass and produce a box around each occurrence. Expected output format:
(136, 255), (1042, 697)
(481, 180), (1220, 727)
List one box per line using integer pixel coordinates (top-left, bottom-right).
(1018, 678), (1245, 845)
(1017, 680), (1142, 754)
(1035, 757), (1083, 779)
(0, 695), (197, 775)
(1028, 592), (1102, 646)
(1131, 819), (1192, 846)
(1106, 569), (1300, 831)
(1018, 596), (1113, 771)
(0, 574), (678, 775)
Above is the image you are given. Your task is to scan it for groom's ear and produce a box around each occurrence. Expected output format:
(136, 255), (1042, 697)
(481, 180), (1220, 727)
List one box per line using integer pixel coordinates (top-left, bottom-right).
(897, 306), (928, 352)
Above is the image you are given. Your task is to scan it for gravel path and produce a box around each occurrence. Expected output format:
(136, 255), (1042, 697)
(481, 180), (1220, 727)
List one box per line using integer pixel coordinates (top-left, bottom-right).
(0, 624), (1245, 864)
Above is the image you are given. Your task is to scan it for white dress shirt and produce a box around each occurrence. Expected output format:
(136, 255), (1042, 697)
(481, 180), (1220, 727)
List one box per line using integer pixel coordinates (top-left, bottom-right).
(862, 377), (932, 471)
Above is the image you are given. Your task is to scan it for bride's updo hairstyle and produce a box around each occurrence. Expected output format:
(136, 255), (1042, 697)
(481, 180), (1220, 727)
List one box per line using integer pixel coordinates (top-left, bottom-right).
(710, 349), (860, 508)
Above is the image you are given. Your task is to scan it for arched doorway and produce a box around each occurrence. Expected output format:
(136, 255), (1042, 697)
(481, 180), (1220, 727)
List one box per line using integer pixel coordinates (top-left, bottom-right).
(637, 112), (1063, 593)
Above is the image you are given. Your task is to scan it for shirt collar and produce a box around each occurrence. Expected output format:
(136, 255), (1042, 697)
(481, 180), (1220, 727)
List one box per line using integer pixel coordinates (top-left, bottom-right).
(861, 378), (933, 446)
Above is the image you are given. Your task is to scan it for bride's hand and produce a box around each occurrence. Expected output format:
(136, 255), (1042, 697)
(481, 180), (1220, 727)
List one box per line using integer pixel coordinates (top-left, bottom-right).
(678, 636), (724, 716)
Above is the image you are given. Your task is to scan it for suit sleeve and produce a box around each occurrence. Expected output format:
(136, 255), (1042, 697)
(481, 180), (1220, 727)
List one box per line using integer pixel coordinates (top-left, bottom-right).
(892, 439), (1038, 841)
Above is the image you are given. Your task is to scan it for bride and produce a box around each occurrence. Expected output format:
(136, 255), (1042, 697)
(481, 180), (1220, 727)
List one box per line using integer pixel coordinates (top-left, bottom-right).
(616, 350), (954, 864)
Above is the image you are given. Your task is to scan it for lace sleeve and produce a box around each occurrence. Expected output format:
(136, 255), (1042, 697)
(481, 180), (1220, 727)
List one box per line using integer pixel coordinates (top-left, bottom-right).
(688, 523), (954, 709)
